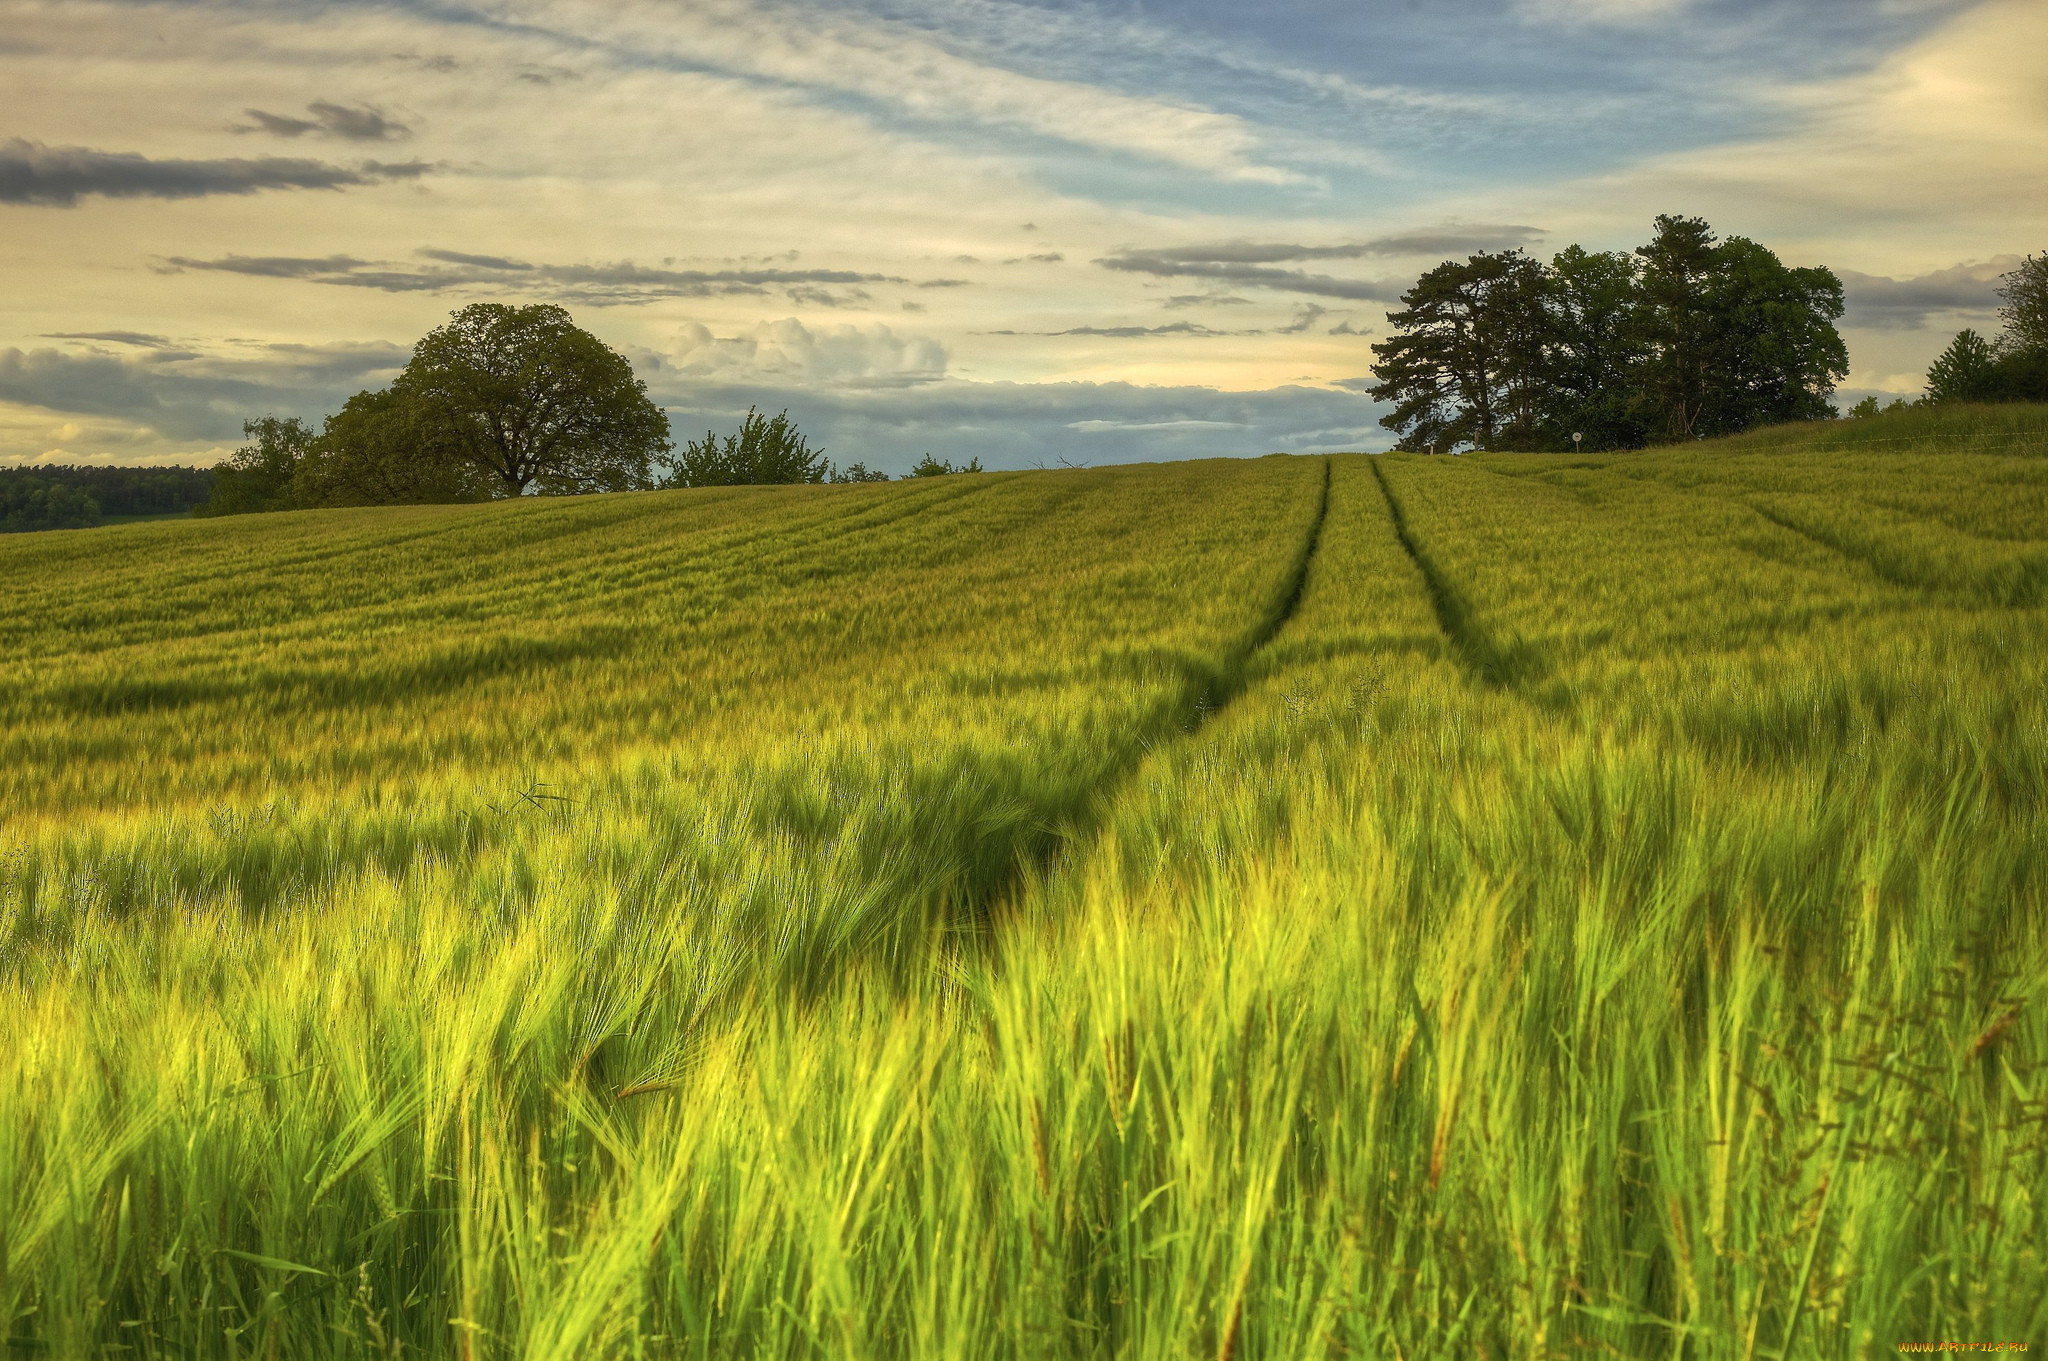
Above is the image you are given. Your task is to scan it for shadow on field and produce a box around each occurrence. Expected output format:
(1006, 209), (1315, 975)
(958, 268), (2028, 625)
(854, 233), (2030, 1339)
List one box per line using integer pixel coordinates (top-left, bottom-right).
(1368, 460), (1549, 690)
(841, 457), (1337, 974)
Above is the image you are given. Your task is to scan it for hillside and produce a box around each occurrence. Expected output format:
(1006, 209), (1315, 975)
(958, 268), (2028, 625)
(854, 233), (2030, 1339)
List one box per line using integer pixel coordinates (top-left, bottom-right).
(3, 409), (2047, 1357)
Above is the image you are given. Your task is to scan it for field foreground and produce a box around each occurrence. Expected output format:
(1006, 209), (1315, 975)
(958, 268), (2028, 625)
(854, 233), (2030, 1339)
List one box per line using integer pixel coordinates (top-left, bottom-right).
(4, 407), (2048, 1357)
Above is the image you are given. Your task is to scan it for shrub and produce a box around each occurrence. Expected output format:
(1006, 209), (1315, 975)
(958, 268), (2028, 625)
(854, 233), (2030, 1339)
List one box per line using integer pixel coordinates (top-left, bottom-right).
(668, 408), (828, 487)
(910, 453), (983, 477)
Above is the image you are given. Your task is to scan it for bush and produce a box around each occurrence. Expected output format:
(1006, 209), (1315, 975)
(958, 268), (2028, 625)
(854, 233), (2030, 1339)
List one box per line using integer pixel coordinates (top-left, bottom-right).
(910, 454), (983, 477)
(667, 409), (827, 487)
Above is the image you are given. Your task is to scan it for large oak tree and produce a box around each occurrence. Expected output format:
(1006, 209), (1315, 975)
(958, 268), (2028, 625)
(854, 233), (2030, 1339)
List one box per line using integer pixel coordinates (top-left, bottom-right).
(292, 387), (497, 507)
(394, 303), (671, 496)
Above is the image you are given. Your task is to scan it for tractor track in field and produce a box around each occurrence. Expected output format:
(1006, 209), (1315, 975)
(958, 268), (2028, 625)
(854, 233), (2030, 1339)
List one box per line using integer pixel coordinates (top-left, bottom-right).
(1081, 452), (1331, 806)
(1188, 454), (1333, 719)
(962, 457), (1333, 932)
(1368, 458), (1546, 691)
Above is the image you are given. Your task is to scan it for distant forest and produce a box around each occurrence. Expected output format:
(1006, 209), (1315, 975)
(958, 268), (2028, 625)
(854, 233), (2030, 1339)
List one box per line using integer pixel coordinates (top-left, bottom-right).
(0, 464), (215, 534)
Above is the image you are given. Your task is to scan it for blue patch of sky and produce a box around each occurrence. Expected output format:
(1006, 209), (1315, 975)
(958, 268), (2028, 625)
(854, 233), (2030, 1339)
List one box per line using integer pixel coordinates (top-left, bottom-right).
(820, 0), (1971, 199)
(103, 0), (1973, 223)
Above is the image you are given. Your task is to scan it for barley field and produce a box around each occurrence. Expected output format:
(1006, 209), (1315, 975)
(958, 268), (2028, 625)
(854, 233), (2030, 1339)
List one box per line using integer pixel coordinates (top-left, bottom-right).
(3, 405), (2046, 1359)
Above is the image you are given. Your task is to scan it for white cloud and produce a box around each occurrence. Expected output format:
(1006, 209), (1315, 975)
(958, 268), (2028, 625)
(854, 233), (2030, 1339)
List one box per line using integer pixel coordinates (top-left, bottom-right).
(496, 0), (1304, 184)
(649, 377), (1390, 469)
(1067, 418), (1246, 432)
(1541, 0), (2048, 250)
(1839, 255), (2019, 329)
(660, 319), (948, 387)
(1, 0), (2030, 456)
(1512, 0), (1691, 25)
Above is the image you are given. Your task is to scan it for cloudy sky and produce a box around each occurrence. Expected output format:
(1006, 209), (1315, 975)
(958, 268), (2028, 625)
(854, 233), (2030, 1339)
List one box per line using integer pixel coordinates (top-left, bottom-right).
(2, 0), (2043, 471)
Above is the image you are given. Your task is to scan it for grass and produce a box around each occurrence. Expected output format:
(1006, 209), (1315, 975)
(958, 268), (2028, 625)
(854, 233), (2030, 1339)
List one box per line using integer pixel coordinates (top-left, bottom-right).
(1, 406), (2045, 1357)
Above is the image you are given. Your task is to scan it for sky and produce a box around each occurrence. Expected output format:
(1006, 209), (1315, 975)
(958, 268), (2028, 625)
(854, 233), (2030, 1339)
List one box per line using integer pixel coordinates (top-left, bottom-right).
(1, 0), (2044, 472)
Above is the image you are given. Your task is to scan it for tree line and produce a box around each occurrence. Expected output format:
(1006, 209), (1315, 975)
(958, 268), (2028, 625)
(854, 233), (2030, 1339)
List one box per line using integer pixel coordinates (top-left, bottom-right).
(0, 464), (216, 533)
(1920, 253), (2048, 405)
(1369, 214), (1852, 452)
(31, 244), (2035, 531)
(199, 303), (972, 518)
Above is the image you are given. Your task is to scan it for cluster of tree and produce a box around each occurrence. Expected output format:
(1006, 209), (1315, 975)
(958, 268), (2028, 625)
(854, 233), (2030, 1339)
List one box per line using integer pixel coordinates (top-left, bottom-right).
(0, 464), (216, 533)
(1923, 254), (2048, 405)
(1, 474), (100, 532)
(1368, 215), (1850, 452)
(1844, 395), (1910, 420)
(201, 303), (673, 516)
(910, 454), (983, 476)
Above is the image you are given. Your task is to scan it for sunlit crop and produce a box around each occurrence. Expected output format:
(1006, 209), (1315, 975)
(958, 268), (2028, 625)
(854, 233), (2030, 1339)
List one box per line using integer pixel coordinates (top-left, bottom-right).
(3, 410), (2044, 1357)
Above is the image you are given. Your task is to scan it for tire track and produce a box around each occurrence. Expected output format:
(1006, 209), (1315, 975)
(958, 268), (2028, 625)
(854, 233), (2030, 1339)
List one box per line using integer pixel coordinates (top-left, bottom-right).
(958, 457), (1333, 932)
(1367, 458), (1545, 690)
(1185, 455), (1333, 721)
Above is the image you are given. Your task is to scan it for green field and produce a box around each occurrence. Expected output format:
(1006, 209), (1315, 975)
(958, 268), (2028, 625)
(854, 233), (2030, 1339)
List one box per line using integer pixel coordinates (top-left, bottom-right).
(4, 406), (2047, 1358)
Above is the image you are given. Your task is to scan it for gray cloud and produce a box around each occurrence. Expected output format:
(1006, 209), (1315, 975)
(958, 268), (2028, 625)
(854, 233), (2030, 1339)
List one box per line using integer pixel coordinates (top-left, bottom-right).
(1, 348), (289, 440)
(1109, 226), (1546, 270)
(1164, 294), (1254, 309)
(654, 318), (946, 387)
(158, 249), (913, 306)
(1839, 257), (2019, 330)
(239, 340), (413, 384)
(0, 140), (421, 206)
(0, 340), (413, 442)
(1049, 321), (1231, 338)
(234, 101), (412, 141)
(1124, 243), (1370, 265)
(42, 330), (177, 348)
(229, 111), (315, 137)
(1355, 226), (1548, 256)
(1277, 304), (1328, 334)
(784, 285), (871, 308)
(1095, 226), (1546, 300)
(1097, 249), (1405, 302)
(162, 254), (376, 280)
(361, 160), (433, 180)
(416, 247), (529, 270)
(983, 320), (1265, 338)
